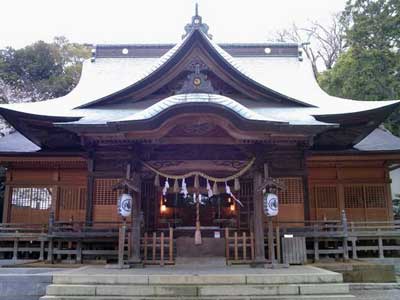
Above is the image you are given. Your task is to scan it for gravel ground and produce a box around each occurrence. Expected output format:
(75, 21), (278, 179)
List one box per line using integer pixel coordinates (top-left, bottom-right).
(352, 289), (400, 300)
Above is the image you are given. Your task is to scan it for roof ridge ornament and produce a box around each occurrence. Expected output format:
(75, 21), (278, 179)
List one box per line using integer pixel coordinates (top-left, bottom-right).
(182, 2), (213, 39)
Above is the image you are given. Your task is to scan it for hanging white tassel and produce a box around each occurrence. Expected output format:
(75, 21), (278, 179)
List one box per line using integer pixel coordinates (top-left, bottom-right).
(162, 178), (170, 196)
(194, 174), (200, 191)
(154, 173), (160, 188)
(199, 193), (205, 205)
(234, 177), (240, 191)
(213, 181), (219, 195)
(173, 179), (179, 193)
(206, 179), (213, 198)
(181, 177), (188, 198)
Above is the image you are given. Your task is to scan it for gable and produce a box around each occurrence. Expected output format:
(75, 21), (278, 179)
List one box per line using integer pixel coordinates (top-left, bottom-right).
(78, 30), (312, 108)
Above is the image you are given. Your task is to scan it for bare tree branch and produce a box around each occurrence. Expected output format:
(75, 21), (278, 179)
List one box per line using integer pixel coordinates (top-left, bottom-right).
(268, 13), (347, 75)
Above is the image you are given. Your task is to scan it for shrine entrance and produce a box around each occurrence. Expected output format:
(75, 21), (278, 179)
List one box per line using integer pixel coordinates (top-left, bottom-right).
(160, 192), (238, 230)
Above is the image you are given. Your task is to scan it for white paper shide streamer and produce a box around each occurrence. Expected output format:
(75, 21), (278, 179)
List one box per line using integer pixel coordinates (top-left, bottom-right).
(180, 177), (188, 198)
(162, 178), (170, 196)
(225, 182), (244, 207)
(205, 179), (213, 198)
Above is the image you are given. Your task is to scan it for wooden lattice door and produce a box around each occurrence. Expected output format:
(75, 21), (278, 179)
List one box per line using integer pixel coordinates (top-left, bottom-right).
(238, 180), (253, 230)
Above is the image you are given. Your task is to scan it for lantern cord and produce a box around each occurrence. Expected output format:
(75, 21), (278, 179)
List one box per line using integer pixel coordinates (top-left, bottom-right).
(142, 157), (255, 183)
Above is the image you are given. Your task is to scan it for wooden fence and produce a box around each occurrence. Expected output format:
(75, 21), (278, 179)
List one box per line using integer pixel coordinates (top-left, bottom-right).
(276, 214), (400, 262)
(225, 228), (254, 264)
(1, 214), (399, 265)
(141, 228), (174, 265)
(0, 222), (175, 266)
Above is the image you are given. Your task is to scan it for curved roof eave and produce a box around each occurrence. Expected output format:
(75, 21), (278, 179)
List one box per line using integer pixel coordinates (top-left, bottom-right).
(313, 101), (400, 124)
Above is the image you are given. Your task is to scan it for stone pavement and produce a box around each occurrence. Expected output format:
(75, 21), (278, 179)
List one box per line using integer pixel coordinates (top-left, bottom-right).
(352, 289), (400, 299)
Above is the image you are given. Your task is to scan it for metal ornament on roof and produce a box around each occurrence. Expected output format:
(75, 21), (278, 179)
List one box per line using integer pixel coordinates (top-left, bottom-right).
(183, 3), (212, 39)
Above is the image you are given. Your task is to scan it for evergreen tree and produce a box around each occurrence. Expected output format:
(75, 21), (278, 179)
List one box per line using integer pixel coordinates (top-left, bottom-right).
(318, 0), (400, 135)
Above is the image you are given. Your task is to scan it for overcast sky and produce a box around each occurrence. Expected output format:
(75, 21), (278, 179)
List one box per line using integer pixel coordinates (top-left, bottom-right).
(0, 0), (347, 48)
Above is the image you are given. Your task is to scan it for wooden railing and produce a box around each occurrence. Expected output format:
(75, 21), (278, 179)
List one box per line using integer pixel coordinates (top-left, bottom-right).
(1, 216), (400, 265)
(141, 228), (174, 265)
(225, 228), (254, 264)
(276, 217), (400, 262)
(0, 223), (48, 260)
(0, 221), (175, 265)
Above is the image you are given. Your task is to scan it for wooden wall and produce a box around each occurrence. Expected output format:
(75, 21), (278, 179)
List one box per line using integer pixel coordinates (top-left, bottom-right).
(307, 156), (393, 221)
(93, 178), (122, 223)
(4, 165), (87, 224)
(276, 177), (304, 223)
(2, 153), (395, 225)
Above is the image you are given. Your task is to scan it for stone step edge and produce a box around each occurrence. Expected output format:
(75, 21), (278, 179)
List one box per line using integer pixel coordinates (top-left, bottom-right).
(40, 295), (356, 300)
(46, 283), (350, 297)
(52, 274), (343, 285)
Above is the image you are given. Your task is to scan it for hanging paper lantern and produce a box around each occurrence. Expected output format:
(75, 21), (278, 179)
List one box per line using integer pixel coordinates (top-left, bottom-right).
(117, 193), (132, 217)
(263, 193), (279, 216)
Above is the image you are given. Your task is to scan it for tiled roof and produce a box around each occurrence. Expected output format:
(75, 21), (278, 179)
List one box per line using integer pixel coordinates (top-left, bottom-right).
(354, 127), (400, 151)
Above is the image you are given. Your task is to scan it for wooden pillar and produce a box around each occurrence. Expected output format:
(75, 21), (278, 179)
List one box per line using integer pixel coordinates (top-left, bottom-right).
(302, 175), (310, 221)
(86, 155), (95, 224)
(341, 210), (349, 261)
(377, 228), (384, 259)
(39, 240), (45, 261)
(267, 217), (275, 262)
(252, 170), (266, 265)
(76, 240), (82, 264)
(12, 239), (18, 260)
(2, 185), (10, 223)
(47, 239), (54, 264)
(118, 223), (126, 268)
(276, 226), (281, 263)
(350, 222), (358, 259)
(129, 171), (142, 267)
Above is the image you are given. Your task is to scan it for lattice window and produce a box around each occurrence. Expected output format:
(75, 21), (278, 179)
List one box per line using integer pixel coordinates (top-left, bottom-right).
(277, 177), (304, 204)
(313, 186), (338, 208)
(94, 179), (122, 205)
(59, 187), (87, 210)
(365, 185), (386, 208)
(344, 184), (387, 209)
(11, 187), (52, 210)
(344, 186), (364, 208)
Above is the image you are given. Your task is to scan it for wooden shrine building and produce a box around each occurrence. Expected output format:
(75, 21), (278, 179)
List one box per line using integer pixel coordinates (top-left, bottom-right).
(1, 9), (400, 264)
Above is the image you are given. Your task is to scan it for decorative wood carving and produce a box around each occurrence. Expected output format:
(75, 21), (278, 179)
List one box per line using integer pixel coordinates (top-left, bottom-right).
(177, 58), (215, 94)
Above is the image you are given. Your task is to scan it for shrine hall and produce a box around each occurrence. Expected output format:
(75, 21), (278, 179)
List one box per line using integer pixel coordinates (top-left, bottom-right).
(0, 8), (400, 265)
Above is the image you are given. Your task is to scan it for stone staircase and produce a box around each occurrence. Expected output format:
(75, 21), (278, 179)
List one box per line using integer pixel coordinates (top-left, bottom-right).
(39, 266), (354, 299)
